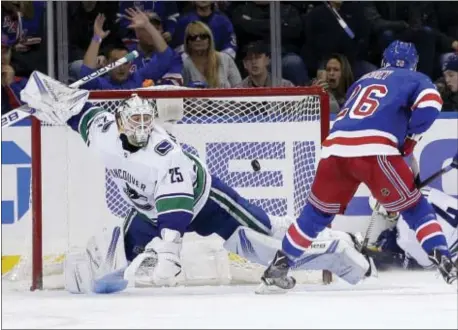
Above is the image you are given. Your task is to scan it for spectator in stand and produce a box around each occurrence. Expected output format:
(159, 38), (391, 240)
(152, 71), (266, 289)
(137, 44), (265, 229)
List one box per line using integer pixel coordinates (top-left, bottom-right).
(237, 41), (293, 88)
(68, 1), (120, 83)
(436, 2), (458, 45)
(126, 13), (183, 86)
(117, 1), (179, 43)
(312, 54), (353, 113)
(1, 2), (21, 46)
(172, 1), (237, 60)
(303, 1), (376, 80)
(435, 54), (458, 111)
(182, 21), (241, 88)
(1, 1), (47, 77)
(1, 33), (27, 115)
(79, 8), (174, 90)
(436, 2), (458, 77)
(231, 1), (308, 86)
(369, 2), (458, 79)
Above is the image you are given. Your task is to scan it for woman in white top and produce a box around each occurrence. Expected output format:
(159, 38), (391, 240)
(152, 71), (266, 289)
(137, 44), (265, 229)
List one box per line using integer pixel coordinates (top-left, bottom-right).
(182, 21), (241, 88)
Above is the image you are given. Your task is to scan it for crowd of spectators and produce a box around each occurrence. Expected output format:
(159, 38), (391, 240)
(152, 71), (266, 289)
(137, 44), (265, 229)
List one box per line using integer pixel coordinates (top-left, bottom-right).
(2, 1), (458, 115)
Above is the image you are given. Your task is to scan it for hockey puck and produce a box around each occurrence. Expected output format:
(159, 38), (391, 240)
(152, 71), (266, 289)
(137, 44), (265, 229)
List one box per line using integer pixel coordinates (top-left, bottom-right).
(251, 159), (261, 172)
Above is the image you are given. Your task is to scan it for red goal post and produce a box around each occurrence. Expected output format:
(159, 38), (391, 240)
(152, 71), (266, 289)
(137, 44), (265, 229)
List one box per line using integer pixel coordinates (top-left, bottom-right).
(25, 86), (330, 290)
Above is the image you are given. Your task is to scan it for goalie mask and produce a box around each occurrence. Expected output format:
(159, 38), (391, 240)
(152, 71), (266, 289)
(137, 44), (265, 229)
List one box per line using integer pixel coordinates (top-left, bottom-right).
(116, 94), (155, 147)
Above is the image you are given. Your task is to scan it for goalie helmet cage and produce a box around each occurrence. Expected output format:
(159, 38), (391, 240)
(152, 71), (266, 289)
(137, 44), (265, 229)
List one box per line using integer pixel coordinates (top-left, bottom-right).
(28, 86), (331, 291)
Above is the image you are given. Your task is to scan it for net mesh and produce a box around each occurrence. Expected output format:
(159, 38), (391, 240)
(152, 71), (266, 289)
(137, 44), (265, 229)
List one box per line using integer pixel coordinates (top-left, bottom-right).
(3, 87), (328, 290)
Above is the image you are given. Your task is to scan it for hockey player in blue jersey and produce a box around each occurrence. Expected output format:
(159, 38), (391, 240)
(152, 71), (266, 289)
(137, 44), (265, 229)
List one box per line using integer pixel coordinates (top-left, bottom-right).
(260, 40), (457, 292)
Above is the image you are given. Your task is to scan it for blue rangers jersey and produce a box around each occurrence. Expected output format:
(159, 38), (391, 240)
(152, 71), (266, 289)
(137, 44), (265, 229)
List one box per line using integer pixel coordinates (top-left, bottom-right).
(322, 68), (443, 158)
(126, 43), (183, 86)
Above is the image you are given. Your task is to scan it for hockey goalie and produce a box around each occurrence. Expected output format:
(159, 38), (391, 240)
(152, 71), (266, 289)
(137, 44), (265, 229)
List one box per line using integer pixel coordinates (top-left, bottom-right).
(20, 71), (376, 294)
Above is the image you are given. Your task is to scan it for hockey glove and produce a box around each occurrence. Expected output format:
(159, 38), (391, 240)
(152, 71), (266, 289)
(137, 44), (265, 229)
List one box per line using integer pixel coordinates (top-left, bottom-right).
(452, 153), (458, 170)
(20, 71), (89, 125)
(401, 134), (422, 156)
(124, 229), (183, 287)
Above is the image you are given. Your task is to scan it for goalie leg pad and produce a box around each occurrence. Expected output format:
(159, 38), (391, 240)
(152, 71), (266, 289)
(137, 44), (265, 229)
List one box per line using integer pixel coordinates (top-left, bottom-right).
(223, 226), (281, 267)
(292, 238), (373, 284)
(64, 226), (128, 294)
(224, 227), (373, 284)
(64, 248), (95, 294)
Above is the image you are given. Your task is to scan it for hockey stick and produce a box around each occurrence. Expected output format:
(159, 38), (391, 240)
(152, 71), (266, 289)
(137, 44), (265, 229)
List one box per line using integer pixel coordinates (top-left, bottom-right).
(416, 154), (458, 188)
(324, 1), (355, 39)
(361, 153), (458, 251)
(1, 50), (139, 128)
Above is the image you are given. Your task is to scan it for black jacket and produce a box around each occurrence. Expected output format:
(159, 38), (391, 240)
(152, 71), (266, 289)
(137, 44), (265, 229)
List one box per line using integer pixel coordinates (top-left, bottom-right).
(231, 2), (303, 55)
(302, 2), (371, 72)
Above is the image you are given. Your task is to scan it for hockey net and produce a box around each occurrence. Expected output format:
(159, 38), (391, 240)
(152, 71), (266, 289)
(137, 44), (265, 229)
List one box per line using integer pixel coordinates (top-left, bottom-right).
(2, 86), (330, 291)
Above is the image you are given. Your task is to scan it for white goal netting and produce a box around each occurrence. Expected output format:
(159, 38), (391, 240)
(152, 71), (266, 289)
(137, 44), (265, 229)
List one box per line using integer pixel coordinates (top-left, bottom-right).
(2, 86), (329, 290)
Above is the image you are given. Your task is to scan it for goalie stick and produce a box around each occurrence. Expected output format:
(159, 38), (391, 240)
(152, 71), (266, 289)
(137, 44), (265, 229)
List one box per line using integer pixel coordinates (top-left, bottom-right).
(1, 50), (139, 128)
(361, 153), (458, 252)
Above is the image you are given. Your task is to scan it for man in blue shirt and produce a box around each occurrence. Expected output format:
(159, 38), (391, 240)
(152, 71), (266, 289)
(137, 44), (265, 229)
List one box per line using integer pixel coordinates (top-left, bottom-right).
(79, 8), (174, 90)
(126, 13), (183, 86)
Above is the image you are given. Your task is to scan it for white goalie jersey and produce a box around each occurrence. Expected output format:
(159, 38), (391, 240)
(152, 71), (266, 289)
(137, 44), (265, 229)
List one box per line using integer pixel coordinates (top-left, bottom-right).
(67, 103), (212, 227)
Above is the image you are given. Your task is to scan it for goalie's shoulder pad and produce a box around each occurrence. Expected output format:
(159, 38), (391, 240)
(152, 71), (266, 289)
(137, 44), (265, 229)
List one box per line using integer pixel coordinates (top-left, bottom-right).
(81, 109), (116, 145)
(91, 111), (117, 134)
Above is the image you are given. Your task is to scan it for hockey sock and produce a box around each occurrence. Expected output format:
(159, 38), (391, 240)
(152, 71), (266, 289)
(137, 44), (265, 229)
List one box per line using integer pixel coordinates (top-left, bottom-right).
(401, 196), (451, 257)
(282, 204), (334, 258)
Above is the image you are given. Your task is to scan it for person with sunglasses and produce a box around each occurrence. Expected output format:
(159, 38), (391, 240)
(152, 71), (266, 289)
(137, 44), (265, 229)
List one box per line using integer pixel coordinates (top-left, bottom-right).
(182, 21), (241, 88)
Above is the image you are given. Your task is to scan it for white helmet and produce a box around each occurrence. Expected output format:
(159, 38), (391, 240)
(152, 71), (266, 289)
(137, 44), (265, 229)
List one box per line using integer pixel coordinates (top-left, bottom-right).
(116, 94), (155, 147)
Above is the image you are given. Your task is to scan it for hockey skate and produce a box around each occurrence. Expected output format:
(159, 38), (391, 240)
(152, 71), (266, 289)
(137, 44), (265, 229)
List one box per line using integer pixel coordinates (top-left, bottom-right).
(255, 250), (296, 294)
(428, 248), (457, 284)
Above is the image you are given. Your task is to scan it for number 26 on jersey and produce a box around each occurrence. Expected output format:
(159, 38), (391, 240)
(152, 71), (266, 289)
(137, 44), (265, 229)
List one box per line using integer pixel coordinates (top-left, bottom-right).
(336, 84), (388, 120)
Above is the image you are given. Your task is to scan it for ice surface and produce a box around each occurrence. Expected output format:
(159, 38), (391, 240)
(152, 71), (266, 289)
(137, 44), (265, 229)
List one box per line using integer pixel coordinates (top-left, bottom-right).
(2, 270), (457, 329)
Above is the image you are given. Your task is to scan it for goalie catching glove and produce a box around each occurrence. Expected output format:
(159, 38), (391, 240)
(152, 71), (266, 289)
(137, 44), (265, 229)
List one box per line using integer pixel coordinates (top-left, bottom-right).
(20, 71), (89, 125)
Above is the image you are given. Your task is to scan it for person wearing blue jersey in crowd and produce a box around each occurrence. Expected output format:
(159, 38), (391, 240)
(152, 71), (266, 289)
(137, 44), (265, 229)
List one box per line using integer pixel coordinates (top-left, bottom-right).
(79, 8), (175, 90)
(126, 13), (183, 86)
(1, 33), (27, 115)
(1, 1), (47, 76)
(435, 54), (458, 111)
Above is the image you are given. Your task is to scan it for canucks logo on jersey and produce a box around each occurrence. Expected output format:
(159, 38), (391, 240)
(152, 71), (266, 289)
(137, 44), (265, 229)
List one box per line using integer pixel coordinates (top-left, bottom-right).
(123, 182), (153, 211)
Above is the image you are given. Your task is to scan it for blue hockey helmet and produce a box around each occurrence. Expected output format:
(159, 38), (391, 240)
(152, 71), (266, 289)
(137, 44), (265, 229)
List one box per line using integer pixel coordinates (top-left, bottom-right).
(381, 40), (418, 71)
